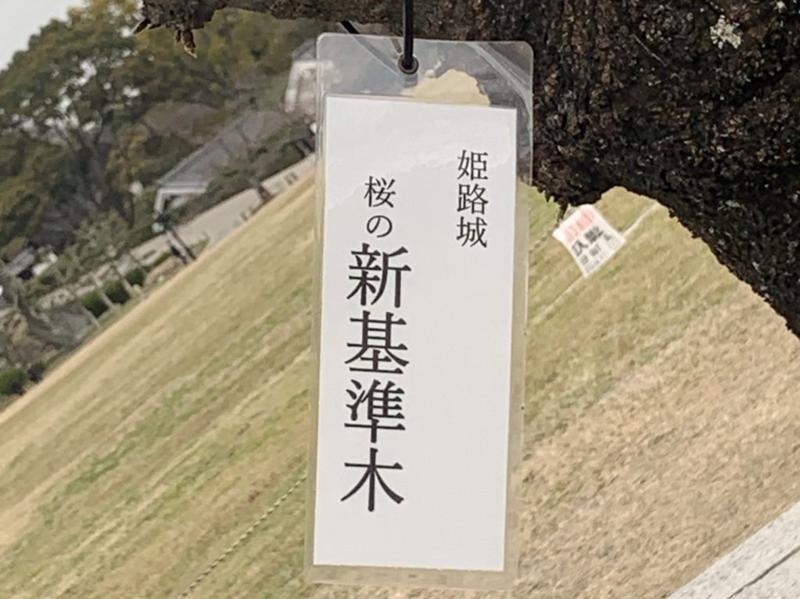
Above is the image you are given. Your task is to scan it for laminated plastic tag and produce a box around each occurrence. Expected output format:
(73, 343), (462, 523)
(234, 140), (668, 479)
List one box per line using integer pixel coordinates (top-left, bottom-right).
(306, 33), (532, 590)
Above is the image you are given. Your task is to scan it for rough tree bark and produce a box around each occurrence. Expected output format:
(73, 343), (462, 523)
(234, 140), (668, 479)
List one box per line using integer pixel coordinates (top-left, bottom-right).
(139, 0), (800, 336)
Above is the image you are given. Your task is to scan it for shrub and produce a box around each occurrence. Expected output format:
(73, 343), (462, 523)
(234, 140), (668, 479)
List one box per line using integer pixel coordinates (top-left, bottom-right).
(82, 291), (109, 318)
(103, 280), (130, 305)
(125, 268), (147, 287)
(39, 271), (58, 287)
(0, 368), (28, 396)
(27, 362), (46, 383)
(151, 251), (172, 268)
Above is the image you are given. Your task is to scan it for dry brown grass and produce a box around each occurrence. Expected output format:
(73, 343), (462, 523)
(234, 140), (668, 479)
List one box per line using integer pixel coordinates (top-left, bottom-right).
(1, 177), (797, 599)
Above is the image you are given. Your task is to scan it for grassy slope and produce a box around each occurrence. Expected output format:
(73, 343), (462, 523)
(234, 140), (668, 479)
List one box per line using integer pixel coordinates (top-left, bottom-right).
(0, 177), (798, 599)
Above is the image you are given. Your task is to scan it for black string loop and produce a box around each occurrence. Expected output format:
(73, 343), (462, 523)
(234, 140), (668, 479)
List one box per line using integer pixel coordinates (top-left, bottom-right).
(398, 0), (418, 74)
(339, 20), (359, 35)
(340, 0), (417, 75)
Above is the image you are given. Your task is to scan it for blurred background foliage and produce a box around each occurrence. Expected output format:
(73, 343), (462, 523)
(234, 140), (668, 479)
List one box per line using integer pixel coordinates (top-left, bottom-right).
(0, 0), (325, 260)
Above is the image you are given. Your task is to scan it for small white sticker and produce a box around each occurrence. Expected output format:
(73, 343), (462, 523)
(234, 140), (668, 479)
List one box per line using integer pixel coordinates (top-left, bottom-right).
(553, 205), (625, 276)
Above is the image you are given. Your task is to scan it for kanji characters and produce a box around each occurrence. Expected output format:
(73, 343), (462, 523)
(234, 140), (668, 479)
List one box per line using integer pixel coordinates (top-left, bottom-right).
(341, 447), (404, 512)
(457, 150), (489, 181)
(458, 183), (488, 215)
(345, 379), (406, 443)
(342, 176), (410, 511)
(456, 150), (490, 247)
(457, 216), (489, 248)
(345, 311), (409, 374)
(347, 244), (411, 308)
(364, 176), (396, 208)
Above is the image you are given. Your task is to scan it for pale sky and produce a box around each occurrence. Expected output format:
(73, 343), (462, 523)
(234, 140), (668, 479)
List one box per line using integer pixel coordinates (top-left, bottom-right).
(0, 0), (82, 70)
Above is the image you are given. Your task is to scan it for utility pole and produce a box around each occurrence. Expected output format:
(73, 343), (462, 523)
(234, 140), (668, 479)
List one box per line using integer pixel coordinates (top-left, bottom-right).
(155, 211), (196, 261)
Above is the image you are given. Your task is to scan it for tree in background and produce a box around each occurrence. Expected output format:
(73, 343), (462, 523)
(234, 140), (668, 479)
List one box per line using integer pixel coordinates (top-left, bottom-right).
(0, 0), (325, 258)
(0, 0), (324, 363)
(0, 1), (145, 226)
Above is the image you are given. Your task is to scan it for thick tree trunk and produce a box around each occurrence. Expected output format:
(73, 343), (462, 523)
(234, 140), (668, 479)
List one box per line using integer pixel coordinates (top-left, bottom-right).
(140, 0), (800, 336)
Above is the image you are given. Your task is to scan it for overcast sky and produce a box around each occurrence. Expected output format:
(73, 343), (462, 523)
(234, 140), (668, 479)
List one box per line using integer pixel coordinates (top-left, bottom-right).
(0, 0), (82, 70)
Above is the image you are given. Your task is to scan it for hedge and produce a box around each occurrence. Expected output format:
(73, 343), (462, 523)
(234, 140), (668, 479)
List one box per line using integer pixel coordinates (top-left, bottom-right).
(103, 280), (130, 305)
(0, 368), (28, 396)
(125, 268), (147, 287)
(81, 291), (110, 318)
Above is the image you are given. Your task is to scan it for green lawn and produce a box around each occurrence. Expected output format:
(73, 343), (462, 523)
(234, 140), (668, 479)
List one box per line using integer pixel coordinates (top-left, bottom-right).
(1, 175), (798, 599)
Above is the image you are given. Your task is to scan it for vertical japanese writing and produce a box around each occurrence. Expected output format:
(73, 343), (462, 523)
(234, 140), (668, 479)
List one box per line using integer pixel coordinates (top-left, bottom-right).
(341, 176), (411, 512)
(456, 150), (489, 248)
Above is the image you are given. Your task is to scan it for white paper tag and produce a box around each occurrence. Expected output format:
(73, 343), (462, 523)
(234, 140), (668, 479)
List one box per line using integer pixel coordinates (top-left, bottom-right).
(311, 95), (518, 573)
(553, 205), (625, 277)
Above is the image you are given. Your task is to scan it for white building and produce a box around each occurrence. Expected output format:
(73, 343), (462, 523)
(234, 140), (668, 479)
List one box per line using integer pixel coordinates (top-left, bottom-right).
(153, 110), (286, 217)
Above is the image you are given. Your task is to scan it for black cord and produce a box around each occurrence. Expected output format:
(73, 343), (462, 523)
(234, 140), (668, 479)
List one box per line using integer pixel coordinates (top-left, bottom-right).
(339, 20), (359, 35)
(399, 0), (417, 73)
(339, 1), (418, 76)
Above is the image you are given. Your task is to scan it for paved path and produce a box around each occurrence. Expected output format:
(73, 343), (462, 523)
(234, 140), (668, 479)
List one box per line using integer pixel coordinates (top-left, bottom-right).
(130, 185), (260, 265)
(671, 502), (800, 599)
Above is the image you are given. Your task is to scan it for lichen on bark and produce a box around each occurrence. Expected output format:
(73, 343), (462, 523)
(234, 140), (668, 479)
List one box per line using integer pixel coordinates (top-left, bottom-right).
(140, 0), (800, 336)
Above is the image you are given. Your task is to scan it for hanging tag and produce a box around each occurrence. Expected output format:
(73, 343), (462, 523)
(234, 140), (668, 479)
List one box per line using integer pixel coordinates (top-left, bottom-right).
(307, 33), (532, 590)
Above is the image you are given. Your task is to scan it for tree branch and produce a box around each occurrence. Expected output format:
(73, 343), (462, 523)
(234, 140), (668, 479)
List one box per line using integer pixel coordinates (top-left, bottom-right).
(139, 0), (800, 336)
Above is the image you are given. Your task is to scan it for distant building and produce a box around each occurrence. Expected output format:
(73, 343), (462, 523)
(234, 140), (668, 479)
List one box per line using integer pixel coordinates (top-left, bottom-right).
(7, 247), (37, 281)
(284, 39), (316, 119)
(153, 110), (287, 217)
(150, 43), (323, 235)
